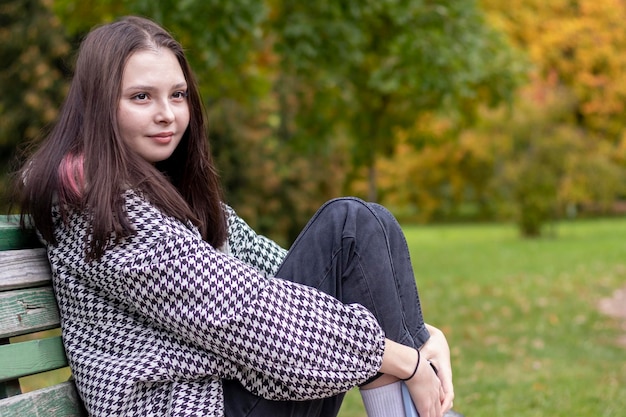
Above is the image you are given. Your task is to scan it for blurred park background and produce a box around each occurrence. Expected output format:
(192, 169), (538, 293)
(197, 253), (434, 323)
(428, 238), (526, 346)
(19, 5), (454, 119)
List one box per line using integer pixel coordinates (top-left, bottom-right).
(2, 0), (625, 416)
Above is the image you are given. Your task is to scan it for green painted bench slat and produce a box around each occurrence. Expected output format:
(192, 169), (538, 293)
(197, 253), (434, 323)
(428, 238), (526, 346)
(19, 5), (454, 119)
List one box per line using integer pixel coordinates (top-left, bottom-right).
(0, 336), (68, 382)
(0, 381), (84, 417)
(0, 216), (40, 251)
(0, 287), (60, 339)
(0, 248), (51, 291)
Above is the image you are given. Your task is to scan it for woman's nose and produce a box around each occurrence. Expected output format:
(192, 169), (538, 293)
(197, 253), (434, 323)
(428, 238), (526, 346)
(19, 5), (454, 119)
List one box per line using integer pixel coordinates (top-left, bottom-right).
(155, 100), (175, 123)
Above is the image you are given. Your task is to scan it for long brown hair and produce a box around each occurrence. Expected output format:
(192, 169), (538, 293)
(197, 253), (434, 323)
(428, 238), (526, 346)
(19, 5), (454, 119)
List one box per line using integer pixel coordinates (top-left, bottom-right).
(14, 16), (226, 259)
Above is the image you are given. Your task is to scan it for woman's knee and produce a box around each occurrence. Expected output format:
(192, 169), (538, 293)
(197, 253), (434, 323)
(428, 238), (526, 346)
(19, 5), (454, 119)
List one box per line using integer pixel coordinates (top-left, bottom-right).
(366, 202), (404, 231)
(316, 197), (384, 236)
(320, 197), (368, 211)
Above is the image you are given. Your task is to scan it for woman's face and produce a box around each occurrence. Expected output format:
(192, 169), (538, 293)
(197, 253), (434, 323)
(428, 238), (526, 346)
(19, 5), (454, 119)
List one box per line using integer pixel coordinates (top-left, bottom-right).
(117, 48), (190, 163)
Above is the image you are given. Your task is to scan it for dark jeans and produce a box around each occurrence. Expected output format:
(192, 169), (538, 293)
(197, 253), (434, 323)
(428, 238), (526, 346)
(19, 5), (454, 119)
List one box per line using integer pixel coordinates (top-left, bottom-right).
(223, 198), (430, 417)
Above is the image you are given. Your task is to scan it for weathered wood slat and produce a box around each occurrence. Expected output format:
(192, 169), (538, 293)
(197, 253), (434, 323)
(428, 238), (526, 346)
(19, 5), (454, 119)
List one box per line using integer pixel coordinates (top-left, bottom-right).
(0, 381), (85, 417)
(0, 287), (60, 339)
(0, 216), (40, 251)
(0, 249), (51, 291)
(0, 337), (22, 399)
(0, 337), (68, 382)
(0, 217), (86, 414)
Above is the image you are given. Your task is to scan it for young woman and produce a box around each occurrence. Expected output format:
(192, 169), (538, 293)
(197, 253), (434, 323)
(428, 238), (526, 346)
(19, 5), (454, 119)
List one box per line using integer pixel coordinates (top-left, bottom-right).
(14, 16), (454, 417)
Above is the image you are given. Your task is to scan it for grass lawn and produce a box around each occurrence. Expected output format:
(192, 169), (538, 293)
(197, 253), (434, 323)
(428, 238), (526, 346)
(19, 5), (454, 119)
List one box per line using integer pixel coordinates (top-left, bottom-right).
(338, 218), (626, 417)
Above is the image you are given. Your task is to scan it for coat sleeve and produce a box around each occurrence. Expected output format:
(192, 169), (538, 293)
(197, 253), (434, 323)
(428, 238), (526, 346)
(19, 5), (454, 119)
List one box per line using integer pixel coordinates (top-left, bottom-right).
(223, 204), (287, 277)
(67, 194), (385, 401)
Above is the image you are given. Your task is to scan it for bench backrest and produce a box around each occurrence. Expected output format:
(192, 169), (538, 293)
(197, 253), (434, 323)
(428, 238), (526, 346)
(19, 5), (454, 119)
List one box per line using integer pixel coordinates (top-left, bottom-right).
(0, 216), (86, 416)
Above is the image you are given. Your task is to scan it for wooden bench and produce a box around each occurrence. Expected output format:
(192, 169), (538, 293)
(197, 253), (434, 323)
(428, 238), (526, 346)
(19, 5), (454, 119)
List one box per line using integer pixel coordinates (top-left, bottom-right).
(0, 216), (86, 416)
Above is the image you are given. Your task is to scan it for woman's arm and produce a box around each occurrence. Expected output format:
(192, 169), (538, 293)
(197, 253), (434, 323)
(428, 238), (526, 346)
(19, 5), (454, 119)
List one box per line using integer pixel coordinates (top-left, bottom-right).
(71, 194), (386, 400)
(223, 204), (288, 277)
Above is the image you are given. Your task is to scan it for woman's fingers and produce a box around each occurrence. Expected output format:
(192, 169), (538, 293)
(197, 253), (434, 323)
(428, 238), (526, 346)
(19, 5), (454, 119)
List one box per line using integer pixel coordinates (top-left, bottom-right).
(407, 357), (443, 417)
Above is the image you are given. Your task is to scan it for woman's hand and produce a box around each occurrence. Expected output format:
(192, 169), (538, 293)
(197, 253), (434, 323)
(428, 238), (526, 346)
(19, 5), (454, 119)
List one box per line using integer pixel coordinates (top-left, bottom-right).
(376, 339), (443, 417)
(420, 323), (454, 412)
(404, 348), (443, 417)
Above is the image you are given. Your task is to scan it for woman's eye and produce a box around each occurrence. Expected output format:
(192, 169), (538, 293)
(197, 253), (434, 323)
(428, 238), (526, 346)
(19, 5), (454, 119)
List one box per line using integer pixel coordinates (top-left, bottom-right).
(172, 91), (188, 100)
(132, 93), (148, 101)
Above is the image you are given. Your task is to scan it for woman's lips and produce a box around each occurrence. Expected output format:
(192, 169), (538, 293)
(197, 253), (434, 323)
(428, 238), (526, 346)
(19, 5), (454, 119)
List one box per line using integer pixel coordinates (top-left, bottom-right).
(149, 132), (173, 144)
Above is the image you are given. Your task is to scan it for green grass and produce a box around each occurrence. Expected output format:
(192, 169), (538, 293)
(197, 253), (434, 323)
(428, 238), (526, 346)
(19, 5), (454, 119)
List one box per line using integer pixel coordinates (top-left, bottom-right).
(339, 218), (626, 417)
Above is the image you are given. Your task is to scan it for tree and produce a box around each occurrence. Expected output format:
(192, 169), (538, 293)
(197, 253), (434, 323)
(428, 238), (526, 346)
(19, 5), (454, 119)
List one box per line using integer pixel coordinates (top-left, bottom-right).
(476, 0), (626, 234)
(372, 74), (626, 235)
(481, 0), (626, 140)
(269, 0), (526, 201)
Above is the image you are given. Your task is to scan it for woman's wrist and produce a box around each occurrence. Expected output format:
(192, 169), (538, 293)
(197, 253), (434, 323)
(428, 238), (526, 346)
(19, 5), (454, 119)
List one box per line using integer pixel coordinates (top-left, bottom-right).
(401, 348), (420, 381)
(379, 338), (421, 380)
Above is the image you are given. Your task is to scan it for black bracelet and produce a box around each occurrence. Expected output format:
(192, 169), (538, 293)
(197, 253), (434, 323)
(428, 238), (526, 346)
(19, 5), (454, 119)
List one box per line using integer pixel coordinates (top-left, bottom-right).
(401, 349), (421, 381)
(428, 360), (439, 375)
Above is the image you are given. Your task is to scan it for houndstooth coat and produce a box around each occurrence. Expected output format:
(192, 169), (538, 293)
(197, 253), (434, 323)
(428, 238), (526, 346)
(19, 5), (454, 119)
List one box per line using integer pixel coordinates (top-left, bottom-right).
(47, 190), (385, 416)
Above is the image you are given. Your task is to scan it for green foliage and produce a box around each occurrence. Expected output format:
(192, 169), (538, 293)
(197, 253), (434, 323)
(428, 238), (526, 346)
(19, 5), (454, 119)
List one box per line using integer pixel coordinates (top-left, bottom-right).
(130, 0), (269, 103)
(0, 0), (71, 202)
(208, 102), (350, 244)
(374, 81), (626, 236)
(374, 123), (500, 224)
(53, 0), (270, 104)
(51, 0), (125, 33)
(490, 87), (625, 236)
(273, 0), (524, 105)
(269, 0), (526, 200)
